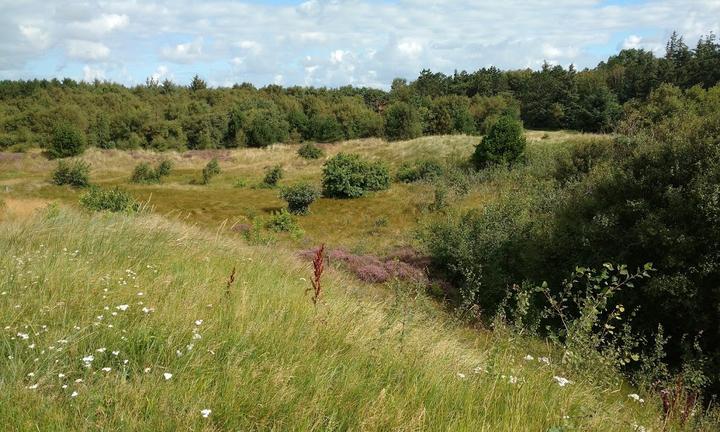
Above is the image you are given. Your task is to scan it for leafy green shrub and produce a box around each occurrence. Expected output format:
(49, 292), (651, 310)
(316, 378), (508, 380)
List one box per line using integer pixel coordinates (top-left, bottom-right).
(52, 159), (90, 187)
(396, 159), (444, 183)
(48, 123), (87, 159)
(156, 159), (173, 177)
(201, 158), (221, 184)
(262, 165), (284, 187)
(131, 162), (156, 183)
(131, 160), (173, 183)
(297, 143), (324, 159)
(280, 183), (320, 215)
(472, 116), (526, 169)
(554, 138), (618, 183)
(265, 208), (299, 233)
(384, 102), (422, 141)
(321, 153), (390, 198)
(79, 186), (139, 213)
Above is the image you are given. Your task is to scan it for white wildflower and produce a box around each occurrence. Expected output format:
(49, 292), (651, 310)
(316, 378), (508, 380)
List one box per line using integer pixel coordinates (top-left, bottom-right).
(71, 391), (78, 398)
(538, 357), (550, 365)
(17, 332), (29, 340)
(201, 409), (212, 418)
(27, 384), (39, 389)
(163, 372), (173, 380)
(553, 376), (573, 387)
(523, 354), (534, 361)
(457, 372), (466, 379)
(96, 348), (106, 353)
(194, 320), (203, 326)
(116, 304), (129, 311)
(628, 393), (645, 403)
(82, 355), (94, 363)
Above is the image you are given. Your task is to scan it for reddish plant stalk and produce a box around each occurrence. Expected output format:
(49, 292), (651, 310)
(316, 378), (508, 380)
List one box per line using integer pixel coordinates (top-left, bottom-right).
(308, 244), (325, 305)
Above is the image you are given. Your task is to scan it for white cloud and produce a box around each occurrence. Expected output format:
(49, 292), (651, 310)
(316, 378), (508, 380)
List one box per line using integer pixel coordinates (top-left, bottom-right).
(161, 38), (203, 63)
(622, 35), (643, 50)
(397, 40), (423, 58)
(19, 24), (50, 49)
(83, 65), (106, 81)
(70, 14), (129, 36)
(330, 50), (345, 64)
(67, 40), (110, 61)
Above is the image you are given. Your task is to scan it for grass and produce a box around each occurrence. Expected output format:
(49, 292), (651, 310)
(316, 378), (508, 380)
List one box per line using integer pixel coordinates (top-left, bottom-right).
(0, 131), (607, 254)
(0, 207), (687, 431)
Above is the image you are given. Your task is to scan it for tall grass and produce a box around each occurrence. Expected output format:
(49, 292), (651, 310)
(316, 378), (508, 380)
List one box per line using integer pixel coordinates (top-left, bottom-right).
(0, 208), (697, 430)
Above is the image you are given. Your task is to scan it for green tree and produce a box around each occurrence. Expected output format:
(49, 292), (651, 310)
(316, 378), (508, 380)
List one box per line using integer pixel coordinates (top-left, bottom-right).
(48, 123), (87, 159)
(472, 116), (526, 169)
(384, 102), (422, 141)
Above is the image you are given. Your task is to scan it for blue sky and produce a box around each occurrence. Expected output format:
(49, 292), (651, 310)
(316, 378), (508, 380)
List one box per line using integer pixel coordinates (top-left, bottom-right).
(1, 0), (718, 88)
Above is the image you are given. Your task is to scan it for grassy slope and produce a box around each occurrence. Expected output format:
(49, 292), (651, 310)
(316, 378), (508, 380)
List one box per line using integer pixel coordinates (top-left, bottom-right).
(0, 208), (677, 431)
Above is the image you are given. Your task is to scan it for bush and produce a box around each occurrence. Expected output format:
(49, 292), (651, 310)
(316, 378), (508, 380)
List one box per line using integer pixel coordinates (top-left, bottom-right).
(52, 159), (90, 187)
(132, 160), (173, 183)
(280, 183), (320, 215)
(156, 159), (173, 177)
(79, 186), (139, 213)
(265, 208), (299, 233)
(48, 123), (86, 159)
(396, 159), (444, 183)
(201, 158), (221, 184)
(384, 102), (422, 141)
(472, 116), (526, 169)
(262, 165), (284, 187)
(297, 143), (324, 159)
(322, 153), (390, 198)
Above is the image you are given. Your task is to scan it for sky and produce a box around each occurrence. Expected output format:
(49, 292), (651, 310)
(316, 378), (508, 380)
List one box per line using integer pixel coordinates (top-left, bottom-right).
(1, 0), (718, 89)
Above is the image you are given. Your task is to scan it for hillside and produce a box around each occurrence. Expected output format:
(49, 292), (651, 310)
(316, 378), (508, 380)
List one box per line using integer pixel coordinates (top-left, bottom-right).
(0, 207), (676, 431)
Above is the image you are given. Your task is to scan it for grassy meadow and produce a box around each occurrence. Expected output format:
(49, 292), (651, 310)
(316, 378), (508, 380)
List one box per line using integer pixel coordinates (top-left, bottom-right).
(2, 132), (713, 430)
(1, 131), (592, 254)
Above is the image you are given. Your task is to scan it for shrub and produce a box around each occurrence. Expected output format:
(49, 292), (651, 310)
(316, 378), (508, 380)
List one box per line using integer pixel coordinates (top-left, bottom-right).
(131, 160), (173, 183)
(307, 115), (344, 143)
(280, 183), (320, 215)
(131, 162), (156, 183)
(472, 116), (526, 169)
(265, 208), (299, 233)
(156, 159), (173, 177)
(297, 143), (324, 159)
(262, 165), (284, 187)
(201, 158), (221, 184)
(384, 102), (422, 141)
(322, 153), (390, 198)
(52, 159), (90, 187)
(396, 159), (444, 183)
(79, 186), (139, 213)
(48, 123), (86, 159)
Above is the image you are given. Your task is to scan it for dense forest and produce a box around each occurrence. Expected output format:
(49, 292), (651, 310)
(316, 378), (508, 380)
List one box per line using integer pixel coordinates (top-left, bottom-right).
(1, 32), (719, 153)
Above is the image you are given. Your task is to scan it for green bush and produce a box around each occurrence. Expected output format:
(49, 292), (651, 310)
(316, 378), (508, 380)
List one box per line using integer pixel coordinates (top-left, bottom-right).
(280, 183), (320, 215)
(48, 123), (87, 159)
(297, 143), (324, 159)
(79, 186), (139, 213)
(201, 158), (221, 185)
(472, 116), (526, 169)
(131, 160), (173, 183)
(52, 159), (90, 187)
(156, 159), (173, 177)
(265, 208), (299, 233)
(384, 102), (422, 141)
(262, 165), (284, 187)
(321, 153), (390, 198)
(396, 159), (444, 183)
